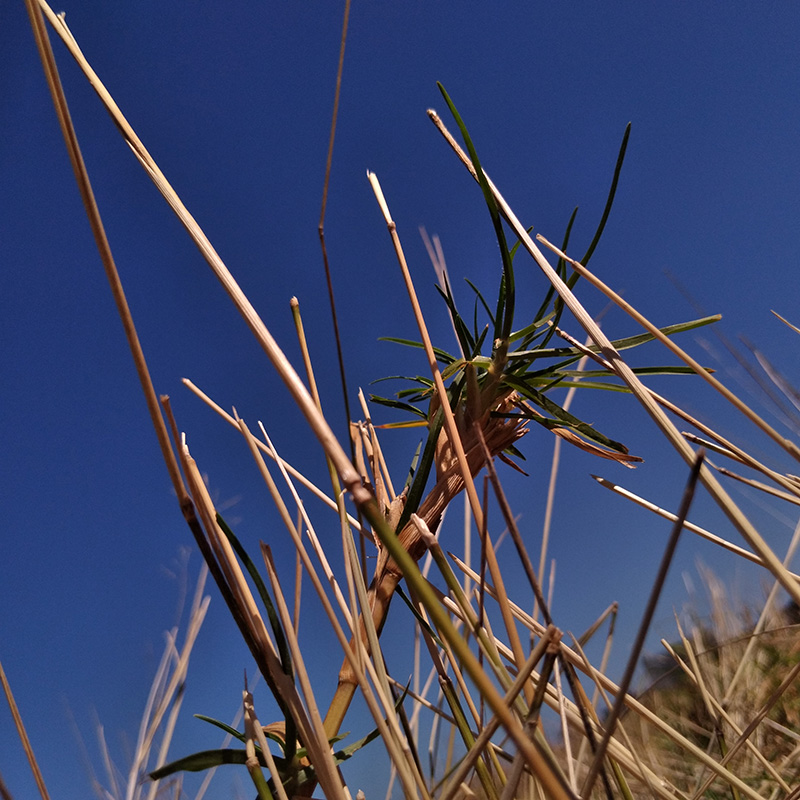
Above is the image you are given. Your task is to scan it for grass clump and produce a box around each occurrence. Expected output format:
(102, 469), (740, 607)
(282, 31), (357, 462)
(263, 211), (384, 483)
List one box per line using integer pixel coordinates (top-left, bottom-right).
(10, 2), (800, 799)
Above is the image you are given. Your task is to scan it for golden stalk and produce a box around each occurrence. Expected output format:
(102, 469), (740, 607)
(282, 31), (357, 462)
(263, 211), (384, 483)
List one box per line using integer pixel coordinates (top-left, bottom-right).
(429, 108), (800, 608)
(182, 379), (363, 533)
(367, 174), (532, 688)
(591, 474), (800, 577)
(235, 418), (424, 795)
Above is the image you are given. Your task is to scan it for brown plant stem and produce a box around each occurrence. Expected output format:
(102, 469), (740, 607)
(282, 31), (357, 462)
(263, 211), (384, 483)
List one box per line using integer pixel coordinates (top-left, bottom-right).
(326, 395), (527, 735)
(0, 658), (51, 800)
(367, 171), (533, 696)
(317, 0), (355, 462)
(581, 450), (705, 797)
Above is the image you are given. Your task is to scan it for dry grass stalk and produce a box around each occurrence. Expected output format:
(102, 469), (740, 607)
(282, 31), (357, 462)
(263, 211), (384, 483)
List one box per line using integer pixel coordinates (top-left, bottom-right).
(367, 172), (537, 687)
(235, 417), (425, 788)
(328, 395), (527, 721)
(243, 683), (290, 800)
(567, 635), (658, 799)
(178, 441), (351, 800)
(448, 558), (783, 800)
(437, 627), (561, 800)
(132, 578), (210, 800)
(430, 107), (800, 609)
(182, 378), (363, 533)
(0, 659), (52, 800)
(34, 0), (373, 528)
(591, 475), (800, 572)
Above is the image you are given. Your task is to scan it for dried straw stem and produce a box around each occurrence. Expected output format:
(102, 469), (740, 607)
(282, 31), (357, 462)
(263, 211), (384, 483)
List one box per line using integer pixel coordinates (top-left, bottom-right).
(428, 108), (800, 609)
(0, 658), (52, 800)
(35, 0), (371, 514)
(368, 171), (534, 698)
(332, 392), (527, 706)
(448, 560), (774, 800)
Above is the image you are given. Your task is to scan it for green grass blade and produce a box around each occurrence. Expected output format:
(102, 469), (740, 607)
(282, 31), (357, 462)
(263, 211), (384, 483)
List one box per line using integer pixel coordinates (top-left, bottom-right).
(369, 395), (429, 419)
(404, 440), (423, 490)
(194, 714), (247, 745)
(579, 123), (631, 266)
(508, 314), (721, 360)
(508, 313), (555, 345)
(464, 278), (495, 326)
(471, 325), (490, 359)
(216, 514), (293, 682)
(194, 714), (294, 754)
(396, 406), (445, 532)
(538, 208), (579, 349)
(216, 514), (298, 760)
(502, 376), (629, 452)
(379, 336), (457, 365)
(150, 748), (272, 778)
(554, 366), (711, 379)
(435, 275), (476, 356)
(603, 314), (721, 352)
(437, 83), (516, 345)
(394, 586), (446, 648)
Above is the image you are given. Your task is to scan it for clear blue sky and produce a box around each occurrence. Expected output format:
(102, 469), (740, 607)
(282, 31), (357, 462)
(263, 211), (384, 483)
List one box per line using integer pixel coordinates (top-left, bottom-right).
(4, 3), (800, 797)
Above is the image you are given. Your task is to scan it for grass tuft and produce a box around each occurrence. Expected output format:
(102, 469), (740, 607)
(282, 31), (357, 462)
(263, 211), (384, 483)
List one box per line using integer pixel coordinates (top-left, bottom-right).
(13, 3), (800, 799)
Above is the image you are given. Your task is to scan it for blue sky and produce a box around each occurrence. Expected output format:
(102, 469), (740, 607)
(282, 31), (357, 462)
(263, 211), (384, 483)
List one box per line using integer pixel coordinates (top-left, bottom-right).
(4, 3), (800, 797)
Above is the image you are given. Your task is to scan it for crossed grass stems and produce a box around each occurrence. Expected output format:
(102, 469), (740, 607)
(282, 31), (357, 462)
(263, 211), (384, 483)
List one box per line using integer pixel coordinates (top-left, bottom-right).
(16, 2), (800, 799)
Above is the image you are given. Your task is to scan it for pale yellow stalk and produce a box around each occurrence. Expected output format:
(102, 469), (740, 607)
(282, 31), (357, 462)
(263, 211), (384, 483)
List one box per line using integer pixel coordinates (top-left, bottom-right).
(429, 109), (800, 608)
(235, 419), (422, 793)
(437, 628), (559, 800)
(569, 636), (661, 799)
(260, 547), (353, 800)
(368, 171), (533, 702)
(37, 0), (371, 519)
(591, 475), (800, 578)
(183, 379), (363, 532)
